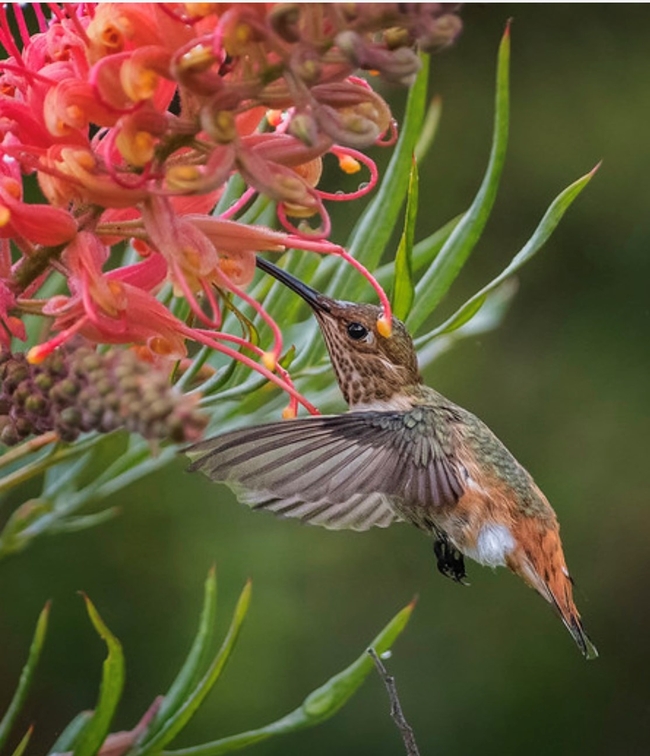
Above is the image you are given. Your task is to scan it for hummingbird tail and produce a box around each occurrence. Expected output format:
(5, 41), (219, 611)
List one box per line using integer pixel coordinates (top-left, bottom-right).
(510, 523), (598, 660)
(517, 553), (598, 659)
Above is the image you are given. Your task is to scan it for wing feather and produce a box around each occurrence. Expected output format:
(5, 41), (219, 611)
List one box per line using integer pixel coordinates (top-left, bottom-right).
(187, 410), (464, 531)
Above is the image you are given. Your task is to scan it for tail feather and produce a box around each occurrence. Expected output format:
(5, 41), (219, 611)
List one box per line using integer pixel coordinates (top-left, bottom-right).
(548, 588), (598, 660)
(508, 522), (598, 659)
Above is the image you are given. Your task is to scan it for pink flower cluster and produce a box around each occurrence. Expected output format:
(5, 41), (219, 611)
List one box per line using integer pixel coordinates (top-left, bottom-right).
(0, 3), (461, 416)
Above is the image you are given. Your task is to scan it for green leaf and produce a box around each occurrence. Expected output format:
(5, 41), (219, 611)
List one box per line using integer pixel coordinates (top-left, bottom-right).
(319, 53), (430, 301)
(411, 213), (465, 274)
(142, 567), (218, 744)
(215, 173), (246, 215)
(407, 24), (511, 333)
(42, 451), (95, 499)
(392, 157), (419, 321)
(73, 596), (125, 756)
(0, 499), (52, 557)
(415, 280), (518, 369)
(375, 213), (463, 289)
(161, 600), (415, 756)
(136, 580), (252, 756)
(48, 509), (120, 534)
(9, 726), (33, 756)
(424, 164), (599, 339)
(49, 713), (94, 755)
(0, 603), (50, 751)
(414, 95), (443, 164)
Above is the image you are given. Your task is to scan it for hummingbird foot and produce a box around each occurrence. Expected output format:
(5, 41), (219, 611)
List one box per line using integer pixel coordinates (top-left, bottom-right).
(433, 535), (469, 586)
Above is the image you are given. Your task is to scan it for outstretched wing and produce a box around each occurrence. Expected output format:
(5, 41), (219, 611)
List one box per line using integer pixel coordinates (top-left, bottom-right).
(187, 410), (464, 531)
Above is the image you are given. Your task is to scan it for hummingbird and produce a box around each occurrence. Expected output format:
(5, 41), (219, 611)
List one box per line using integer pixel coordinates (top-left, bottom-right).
(187, 256), (598, 659)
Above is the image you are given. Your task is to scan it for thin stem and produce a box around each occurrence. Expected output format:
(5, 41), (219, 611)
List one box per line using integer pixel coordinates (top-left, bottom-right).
(0, 432), (59, 473)
(368, 648), (421, 756)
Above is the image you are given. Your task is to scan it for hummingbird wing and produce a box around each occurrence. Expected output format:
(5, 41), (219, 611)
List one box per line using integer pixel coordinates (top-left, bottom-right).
(187, 410), (464, 531)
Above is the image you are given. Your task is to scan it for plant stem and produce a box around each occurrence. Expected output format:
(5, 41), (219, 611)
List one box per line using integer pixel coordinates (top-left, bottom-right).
(368, 648), (421, 756)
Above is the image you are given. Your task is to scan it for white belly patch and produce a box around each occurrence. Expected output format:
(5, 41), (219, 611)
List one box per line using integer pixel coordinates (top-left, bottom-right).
(466, 523), (515, 567)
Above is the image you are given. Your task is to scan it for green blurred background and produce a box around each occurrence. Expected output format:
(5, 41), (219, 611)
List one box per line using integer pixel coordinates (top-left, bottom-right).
(2, 5), (649, 755)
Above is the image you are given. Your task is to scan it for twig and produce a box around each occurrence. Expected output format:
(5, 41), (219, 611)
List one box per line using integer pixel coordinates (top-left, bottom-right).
(368, 647), (421, 756)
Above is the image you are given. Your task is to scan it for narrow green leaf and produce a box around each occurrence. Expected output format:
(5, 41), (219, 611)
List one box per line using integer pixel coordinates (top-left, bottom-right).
(215, 173), (246, 215)
(161, 600), (415, 756)
(9, 726), (33, 756)
(375, 213), (463, 289)
(0, 499), (52, 557)
(278, 344), (296, 370)
(411, 213), (465, 274)
(0, 603), (50, 751)
(407, 24), (511, 333)
(415, 280), (518, 369)
(442, 294), (487, 334)
(73, 596), (125, 756)
(48, 712), (94, 755)
(425, 164), (599, 339)
(137, 581), (252, 756)
(238, 195), (273, 226)
(392, 157), (419, 321)
(49, 509), (120, 534)
(42, 451), (95, 498)
(42, 435), (134, 508)
(319, 53), (430, 300)
(142, 567), (218, 743)
(414, 95), (443, 164)
(174, 345), (213, 391)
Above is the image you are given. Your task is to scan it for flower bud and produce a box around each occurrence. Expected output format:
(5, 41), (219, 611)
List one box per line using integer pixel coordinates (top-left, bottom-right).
(0, 347), (208, 446)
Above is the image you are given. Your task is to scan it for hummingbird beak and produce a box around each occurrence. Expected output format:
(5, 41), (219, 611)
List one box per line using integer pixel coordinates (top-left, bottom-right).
(256, 256), (332, 313)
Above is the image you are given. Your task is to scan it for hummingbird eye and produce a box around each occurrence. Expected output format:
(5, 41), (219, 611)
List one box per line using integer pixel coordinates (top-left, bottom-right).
(346, 322), (369, 341)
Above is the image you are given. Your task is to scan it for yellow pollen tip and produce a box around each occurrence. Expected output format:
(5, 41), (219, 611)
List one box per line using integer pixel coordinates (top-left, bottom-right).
(338, 154), (361, 174)
(282, 405), (297, 420)
(179, 44), (214, 73)
(0, 206), (11, 227)
(267, 109), (283, 127)
(261, 351), (277, 372)
(166, 164), (202, 190)
(377, 316), (392, 338)
(149, 337), (174, 356)
(27, 345), (50, 365)
(74, 150), (96, 170)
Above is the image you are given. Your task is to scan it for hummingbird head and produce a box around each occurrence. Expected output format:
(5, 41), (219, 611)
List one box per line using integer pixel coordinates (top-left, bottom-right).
(257, 257), (422, 408)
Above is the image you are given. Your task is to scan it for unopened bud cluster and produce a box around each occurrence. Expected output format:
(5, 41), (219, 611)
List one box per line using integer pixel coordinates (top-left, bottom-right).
(0, 348), (207, 446)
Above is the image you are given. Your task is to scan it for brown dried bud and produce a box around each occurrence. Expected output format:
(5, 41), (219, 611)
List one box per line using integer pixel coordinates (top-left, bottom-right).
(0, 346), (208, 446)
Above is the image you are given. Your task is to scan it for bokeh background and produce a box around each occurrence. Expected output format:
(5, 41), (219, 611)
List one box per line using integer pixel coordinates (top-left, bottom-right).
(1, 5), (649, 755)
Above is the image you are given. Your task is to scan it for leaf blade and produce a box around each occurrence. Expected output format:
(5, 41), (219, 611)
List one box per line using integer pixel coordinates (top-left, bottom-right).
(136, 580), (252, 756)
(141, 567), (218, 744)
(425, 164), (599, 339)
(407, 24), (511, 333)
(0, 603), (50, 751)
(48, 712), (94, 755)
(9, 726), (33, 756)
(72, 596), (125, 756)
(160, 600), (415, 756)
(392, 157), (419, 320)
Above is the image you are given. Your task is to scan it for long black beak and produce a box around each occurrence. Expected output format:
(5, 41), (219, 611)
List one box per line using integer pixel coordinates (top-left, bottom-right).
(256, 256), (332, 312)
